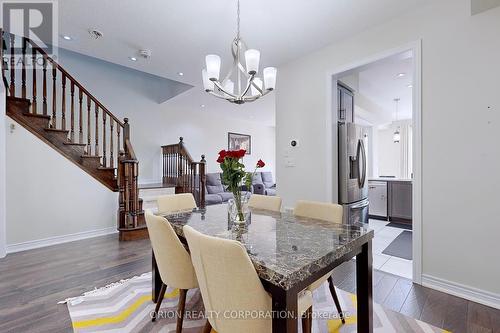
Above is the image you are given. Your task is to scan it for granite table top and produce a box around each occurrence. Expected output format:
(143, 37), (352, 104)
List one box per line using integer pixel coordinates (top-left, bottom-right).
(158, 204), (374, 290)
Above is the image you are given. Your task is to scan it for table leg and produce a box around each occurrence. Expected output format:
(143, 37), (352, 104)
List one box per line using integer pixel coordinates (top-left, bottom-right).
(271, 287), (298, 333)
(152, 250), (162, 303)
(356, 240), (373, 333)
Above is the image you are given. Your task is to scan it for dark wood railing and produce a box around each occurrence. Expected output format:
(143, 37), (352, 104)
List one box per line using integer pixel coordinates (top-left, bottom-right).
(162, 137), (206, 207)
(1, 31), (143, 233)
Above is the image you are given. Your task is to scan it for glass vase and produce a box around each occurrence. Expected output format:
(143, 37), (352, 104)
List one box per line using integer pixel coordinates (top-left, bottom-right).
(227, 196), (250, 225)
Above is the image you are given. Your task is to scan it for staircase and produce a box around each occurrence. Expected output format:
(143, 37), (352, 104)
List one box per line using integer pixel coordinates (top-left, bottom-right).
(162, 137), (207, 207)
(1, 31), (146, 241)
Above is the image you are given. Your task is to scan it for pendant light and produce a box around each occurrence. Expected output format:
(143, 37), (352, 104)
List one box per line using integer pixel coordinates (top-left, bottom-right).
(201, 0), (277, 104)
(393, 98), (401, 143)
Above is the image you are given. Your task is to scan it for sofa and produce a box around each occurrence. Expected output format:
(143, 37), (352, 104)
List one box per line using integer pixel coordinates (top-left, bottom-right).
(203, 171), (276, 206)
(251, 172), (277, 196)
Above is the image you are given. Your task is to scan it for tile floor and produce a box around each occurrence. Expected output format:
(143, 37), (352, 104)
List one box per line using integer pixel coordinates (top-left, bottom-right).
(369, 219), (413, 279)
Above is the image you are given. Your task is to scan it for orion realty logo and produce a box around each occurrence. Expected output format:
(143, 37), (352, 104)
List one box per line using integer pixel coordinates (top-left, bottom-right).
(1, 0), (58, 67)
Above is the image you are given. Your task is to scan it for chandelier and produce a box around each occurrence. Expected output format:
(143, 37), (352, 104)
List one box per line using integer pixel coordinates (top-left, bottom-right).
(201, 0), (277, 104)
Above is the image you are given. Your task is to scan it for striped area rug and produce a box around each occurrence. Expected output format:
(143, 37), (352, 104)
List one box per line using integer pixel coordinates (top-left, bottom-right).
(62, 272), (450, 333)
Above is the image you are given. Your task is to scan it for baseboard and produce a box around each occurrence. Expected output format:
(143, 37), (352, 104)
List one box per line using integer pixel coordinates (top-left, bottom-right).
(6, 227), (118, 254)
(422, 274), (500, 309)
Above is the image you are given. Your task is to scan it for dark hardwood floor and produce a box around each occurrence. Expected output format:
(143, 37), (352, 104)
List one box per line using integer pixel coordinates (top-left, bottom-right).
(0, 234), (498, 333)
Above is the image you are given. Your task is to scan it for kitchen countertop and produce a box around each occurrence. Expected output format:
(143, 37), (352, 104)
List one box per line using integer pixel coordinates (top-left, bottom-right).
(369, 177), (413, 182)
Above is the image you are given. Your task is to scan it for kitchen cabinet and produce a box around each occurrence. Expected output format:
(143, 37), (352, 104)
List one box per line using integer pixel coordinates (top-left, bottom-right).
(338, 82), (354, 123)
(368, 181), (387, 219)
(388, 181), (413, 222)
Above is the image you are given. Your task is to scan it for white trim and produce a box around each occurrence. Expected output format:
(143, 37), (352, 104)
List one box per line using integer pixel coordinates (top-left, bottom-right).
(6, 227), (117, 254)
(325, 40), (423, 285)
(422, 274), (500, 310)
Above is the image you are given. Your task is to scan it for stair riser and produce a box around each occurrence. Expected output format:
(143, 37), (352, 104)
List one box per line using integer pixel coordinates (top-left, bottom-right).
(22, 114), (50, 129)
(80, 157), (102, 169)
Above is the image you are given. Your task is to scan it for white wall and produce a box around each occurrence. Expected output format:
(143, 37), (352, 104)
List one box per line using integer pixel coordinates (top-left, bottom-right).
(6, 119), (118, 247)
(57, 49), (276, 182)
(276, 0), (500, 302)
(0, 85), (6, 258)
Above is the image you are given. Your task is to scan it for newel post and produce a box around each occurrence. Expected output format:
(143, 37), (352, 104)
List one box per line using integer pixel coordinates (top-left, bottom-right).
(199, 154), (206, 208)
(123, 118), (130, 151)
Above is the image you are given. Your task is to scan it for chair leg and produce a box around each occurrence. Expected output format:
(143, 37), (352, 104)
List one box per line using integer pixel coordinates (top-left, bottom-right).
(301, 306), (312, 333)
(202, 319), (212, 333)
(152, 283), (167, 322)
(327, 276), (345, 324)
(176, 289), (188, 333)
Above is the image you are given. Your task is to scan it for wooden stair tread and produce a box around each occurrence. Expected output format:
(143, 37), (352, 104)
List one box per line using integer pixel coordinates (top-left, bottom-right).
(22, 112), (51, 120)
(63, 142), (87, 147)
(45, 128), (69, 133)
(81, 155), (102, 159)
(98, 167), (116, 171)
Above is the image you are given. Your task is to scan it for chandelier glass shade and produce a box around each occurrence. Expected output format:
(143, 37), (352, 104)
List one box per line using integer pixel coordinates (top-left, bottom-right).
(201, 0), (277, 104)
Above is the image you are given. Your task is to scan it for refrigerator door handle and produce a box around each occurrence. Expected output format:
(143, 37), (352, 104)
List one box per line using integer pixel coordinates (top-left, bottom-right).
(356, 139), (367, 188)
(360, 139), (367, 188)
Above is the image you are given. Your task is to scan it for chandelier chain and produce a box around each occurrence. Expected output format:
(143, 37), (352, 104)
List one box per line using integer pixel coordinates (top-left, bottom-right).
(237, 0), (240, 41)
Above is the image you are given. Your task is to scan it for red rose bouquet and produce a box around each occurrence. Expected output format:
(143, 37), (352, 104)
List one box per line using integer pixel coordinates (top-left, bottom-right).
(217, 149), (265, 223)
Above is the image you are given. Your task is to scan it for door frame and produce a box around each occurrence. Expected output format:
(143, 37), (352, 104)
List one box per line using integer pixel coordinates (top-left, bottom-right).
(325, 40), (423, 284)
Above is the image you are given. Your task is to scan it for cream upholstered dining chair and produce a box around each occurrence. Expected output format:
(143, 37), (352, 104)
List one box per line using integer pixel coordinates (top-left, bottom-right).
(248, 194), (282, 212)
(183, 226), (313, 333)
(157, 193), (197, 215)
(294, 200), (346, 324)
(145, 211), (198, 332)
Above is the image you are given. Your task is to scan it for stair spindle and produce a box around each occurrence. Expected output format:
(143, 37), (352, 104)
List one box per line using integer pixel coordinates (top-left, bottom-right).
(117, 124), (121, 162)
(70, 81), (75, 141)
(103, 112), (107, 167)
(52, 61), (57, 128)
(21, 37), (26, 98)
(95, 105), (99, 157)
(9, 34), (15, 96)
(78, 89), (83, 143)
(42, 57), (47, 115)
(61, 74), (66, 131)
(32, 45), (37, 114)
(87, 95), (91, 155)
(110, 120), (114, 168)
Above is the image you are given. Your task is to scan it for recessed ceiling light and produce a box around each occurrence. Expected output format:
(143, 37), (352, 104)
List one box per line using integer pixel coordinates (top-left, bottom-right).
(178, 72), (184, 76)
(200, 104), (205, 108)
(397, 73), (406, 78)
(407, 84), (413, 88)
(62, 35), (72, 41)
(129, 57), (137, 62)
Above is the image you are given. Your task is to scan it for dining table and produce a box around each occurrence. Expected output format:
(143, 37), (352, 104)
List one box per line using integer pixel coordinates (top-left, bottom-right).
(152, 204), (374, 333)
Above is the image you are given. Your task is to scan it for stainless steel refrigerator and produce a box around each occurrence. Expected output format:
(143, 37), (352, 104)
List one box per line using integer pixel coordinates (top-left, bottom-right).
(338, 122), (369, 224)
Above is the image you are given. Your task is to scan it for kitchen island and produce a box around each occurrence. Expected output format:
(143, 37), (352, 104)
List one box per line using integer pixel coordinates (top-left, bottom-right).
(368, 178), (412, 224)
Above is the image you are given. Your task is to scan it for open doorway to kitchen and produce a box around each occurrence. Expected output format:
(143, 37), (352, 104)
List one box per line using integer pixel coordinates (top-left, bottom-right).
(331, 43), (421, 281)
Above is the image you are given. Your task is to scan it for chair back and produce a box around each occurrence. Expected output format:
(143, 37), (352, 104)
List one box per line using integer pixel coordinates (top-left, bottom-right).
(294, 200), (343, 223)
(145, 211), (198, 289)
(183, 226), (271, 333)
(157, 193), (197, 215)
(248, 194), (282, 212)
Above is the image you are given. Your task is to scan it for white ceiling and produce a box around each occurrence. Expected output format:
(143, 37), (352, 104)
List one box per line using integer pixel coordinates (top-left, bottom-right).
(340, 51), (414, 125)
(57, 0), (431, 125)
(358, 53), (414, 121)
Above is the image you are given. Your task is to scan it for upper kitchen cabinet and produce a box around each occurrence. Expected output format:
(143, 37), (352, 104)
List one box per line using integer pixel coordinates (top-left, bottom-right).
(338, 82), (354, 123)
